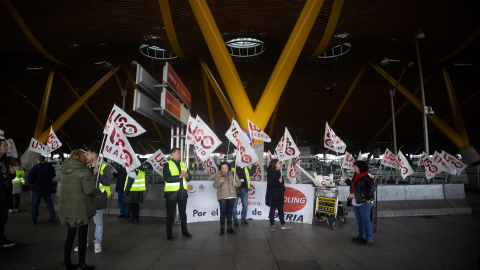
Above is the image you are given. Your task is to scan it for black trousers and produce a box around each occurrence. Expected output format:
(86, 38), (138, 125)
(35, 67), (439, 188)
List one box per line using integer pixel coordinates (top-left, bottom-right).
(269, 204), (286, 226)
(131, 203), (140, 220)
(9, 194), (20, 209)
(218, 198), (235, 228)
(0, 197), (10, 243)
(166, 199), (188, 237)
(64, 224), (88, 266)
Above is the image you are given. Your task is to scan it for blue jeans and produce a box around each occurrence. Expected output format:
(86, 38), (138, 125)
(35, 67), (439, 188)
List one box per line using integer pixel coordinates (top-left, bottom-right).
(353, 203), (373, 241)
(117, 190), (131, 216)
(87, 209), (104, 245)
(233, 188), (248, 222)
(32, 191), (56, 221)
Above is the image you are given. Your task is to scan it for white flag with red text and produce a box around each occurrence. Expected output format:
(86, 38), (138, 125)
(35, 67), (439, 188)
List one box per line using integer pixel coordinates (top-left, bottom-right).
(357, 150), (364, 161)
(235, 131), (258, 167)
(324, 122), (346, 153)
(420, 152), (440, 180)
(225, 119), (243, 147)
(251, 162), (264, 181)
(145, 148), (167, 175)
(268, 150), (275, 162)
(247, 119), (271, 143)
(103, 124), (141, 179)
(441, 151), (467, 175)
(44, 127), (62, 154)
(191, 116), (222, 162)
(0, 130), (4, 139)
(28, 138), (46, 154)
(295, 159), (302, 181)
(275, 128), (300, 161)
(186, 115), (197, 145)
(6, 139), (17, 158)
(397, 150), (414, 179)
(342, 151), (355, 169)
(381, 148), (400, 169)
(287, 159), (297, 184)
(195, 153), (218, 177)
(104, 104), (146, 137)
(433, 151), (456, 175)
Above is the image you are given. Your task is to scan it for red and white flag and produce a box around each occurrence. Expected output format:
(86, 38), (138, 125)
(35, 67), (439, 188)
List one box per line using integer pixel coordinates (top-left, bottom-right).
(0, 129), (5, 139)
(186, 115), (197, 145)
(324, 122), (346, 153)
(295, 159), (302, 181)
(145, 148), (167, 175)
(103, 124), (141, 179)
(275, 128), (300, 161)
(191, 116), (221, 162)
(225, 119), (243, 147)
(235, 131), (258, 167)
(28, 138), (46, 154)
(252, 162), (264, 181)
(420, 152), (440, 180)
(433, 151), (456, 175)
(247, 119), (271, 143)
(381, 148), (400, 169)
(45, 127), (62, 154)
(287, 159), (297, 184)
(396, 150), (414, 179)
(341, 151), (355, 169)
(104, 104), (146, 137)
(6, 139), (17, 158)
(268, 150), (275, 162)
(195, 153), (218, 177)
(357, 150), (363, 161)
(441, 151), (467, 175)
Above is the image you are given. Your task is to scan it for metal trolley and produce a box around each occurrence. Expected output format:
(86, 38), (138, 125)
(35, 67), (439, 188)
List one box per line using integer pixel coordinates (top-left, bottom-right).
(313, 187), (345, 230)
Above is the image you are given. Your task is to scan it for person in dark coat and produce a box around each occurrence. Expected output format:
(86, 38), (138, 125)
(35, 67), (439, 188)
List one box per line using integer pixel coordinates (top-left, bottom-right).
(113, 164), (131, 219)
(59, 149), (97, 270)
(28, 154), (57, 224)
(124, 167), (145, 224)
(266, 159), (292, 232)
(0, 139), (16, 248)
(342, 160), (376, 246)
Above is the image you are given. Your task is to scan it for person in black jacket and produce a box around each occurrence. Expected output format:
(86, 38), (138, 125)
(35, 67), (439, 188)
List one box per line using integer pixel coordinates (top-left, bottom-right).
(28, 154), (57, 225)
(342, 160), (376, 246)
(0, 139), (16, 247)
(113, 164), (131, 219)
(266, 159), (292, 232)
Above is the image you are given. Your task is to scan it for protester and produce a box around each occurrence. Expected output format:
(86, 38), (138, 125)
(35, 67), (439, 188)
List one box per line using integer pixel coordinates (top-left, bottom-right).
(124, 167), (146, 224)
(266, 159), (292, 232)
(9, 158), (25, 213)
(342, 160), (376, 246)
(59, 149), (97, 270)
(213, 162), (240, 235)
(232, 164), (256, 226)
(0, 139), (15, 248)
(28, 154), (57, 225)
(113, 164), (131, 219)
(162, 148), (192, 241)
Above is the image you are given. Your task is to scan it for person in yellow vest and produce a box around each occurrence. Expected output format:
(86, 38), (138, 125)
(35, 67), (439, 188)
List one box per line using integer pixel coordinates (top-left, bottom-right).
(162, 148), (192, 241)
(124, 167), (146, 224)
(74, 149), (112, 255)
(232, 164), (257, 226)
(9, 158), (25, 213)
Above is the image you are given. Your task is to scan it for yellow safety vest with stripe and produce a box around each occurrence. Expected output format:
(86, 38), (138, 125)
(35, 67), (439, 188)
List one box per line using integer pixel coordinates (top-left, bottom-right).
(124, 169), (146, 191)
(99, 164), (111, 197)
(164, 160), (188, 192)
(12, 169), (25, 185)
(232, 167), (251, 189)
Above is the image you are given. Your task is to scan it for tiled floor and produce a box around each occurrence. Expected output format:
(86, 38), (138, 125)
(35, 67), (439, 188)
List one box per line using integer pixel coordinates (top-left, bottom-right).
(1, 191), (479, 269)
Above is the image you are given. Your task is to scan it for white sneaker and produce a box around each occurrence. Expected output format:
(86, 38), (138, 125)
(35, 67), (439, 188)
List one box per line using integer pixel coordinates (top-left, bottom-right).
(281, 224), (292, 230)
(73, 243), (89, 252)
(94, 244), (102, 253)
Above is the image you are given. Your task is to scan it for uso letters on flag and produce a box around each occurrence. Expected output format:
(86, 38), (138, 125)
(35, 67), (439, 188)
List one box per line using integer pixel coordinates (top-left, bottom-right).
(186, 115), (197, 145)
(103, 124), (141, 179)
(341, 151), (355, 169)
(6, 139), (18, 158)
(433, 151), (455, 175)
(225, 119), (243, 147)
(381, 148), (400, 169)
(420, 152), (439, 180)
(195, 153), (218, 177)
(145, 148), (167, 175)
(275, 128), (300, 161)
(28, 138), (46, 154)
(191, 116), (221, 162)
(396, 150), (414, 179)
(252, 162), (263, 181)
(235, 131), (258, 168)
(287, 159), (297, 184)
(441, 151), (467, 175)
(247, 119), (271, 143)
(45, 127), (62, 154)
(324, 122), (346, 154)
(104, 104), (146, 137)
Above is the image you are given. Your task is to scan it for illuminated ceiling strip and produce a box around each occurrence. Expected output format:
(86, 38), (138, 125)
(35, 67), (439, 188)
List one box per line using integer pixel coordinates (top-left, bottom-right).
(159, 0), (187, 60)
(307, 0), (344, 60)
(3, 0), (75, 68)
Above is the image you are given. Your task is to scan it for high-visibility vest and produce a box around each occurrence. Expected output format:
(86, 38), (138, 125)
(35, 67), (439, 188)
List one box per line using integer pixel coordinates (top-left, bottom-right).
(12, 169), (25, 185)
(232, 167), (251, 189)
(98, 164), (111, 197)
(164, 160), (188, 192)
(124, 169), (146, 191)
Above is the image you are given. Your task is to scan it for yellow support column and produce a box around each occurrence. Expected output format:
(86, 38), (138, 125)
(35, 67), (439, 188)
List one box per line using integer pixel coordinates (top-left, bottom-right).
(159, 0), (187, 59)
(370, 64), (468, 149)
(202, 67), (215, 131)
(189, 0), (254, 127)
(254, 0), (325, 129)
(37, 66), (120, 144)
(442, 68), (469, 142)
(34, 71), (54, 139)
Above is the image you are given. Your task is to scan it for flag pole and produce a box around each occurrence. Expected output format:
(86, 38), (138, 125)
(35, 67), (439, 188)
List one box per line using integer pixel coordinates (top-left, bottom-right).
(96, 133), (108, 187)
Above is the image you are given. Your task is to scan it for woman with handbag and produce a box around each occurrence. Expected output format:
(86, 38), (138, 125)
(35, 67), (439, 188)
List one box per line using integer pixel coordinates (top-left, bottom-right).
(342, 160), (376, 246)
(213, 162), (240, 235)
(266, 159), (292, 232)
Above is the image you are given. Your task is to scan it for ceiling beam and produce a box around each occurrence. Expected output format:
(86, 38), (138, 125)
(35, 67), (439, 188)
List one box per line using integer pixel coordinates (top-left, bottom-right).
(442, 68), (469, 143)
(201, 66), (215, 132)
(34, 71), (54, 139)
(159, 0), (187, 59)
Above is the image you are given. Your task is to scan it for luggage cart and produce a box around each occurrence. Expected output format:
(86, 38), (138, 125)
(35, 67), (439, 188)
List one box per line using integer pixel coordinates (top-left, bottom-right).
(313, 187), (345, 230)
